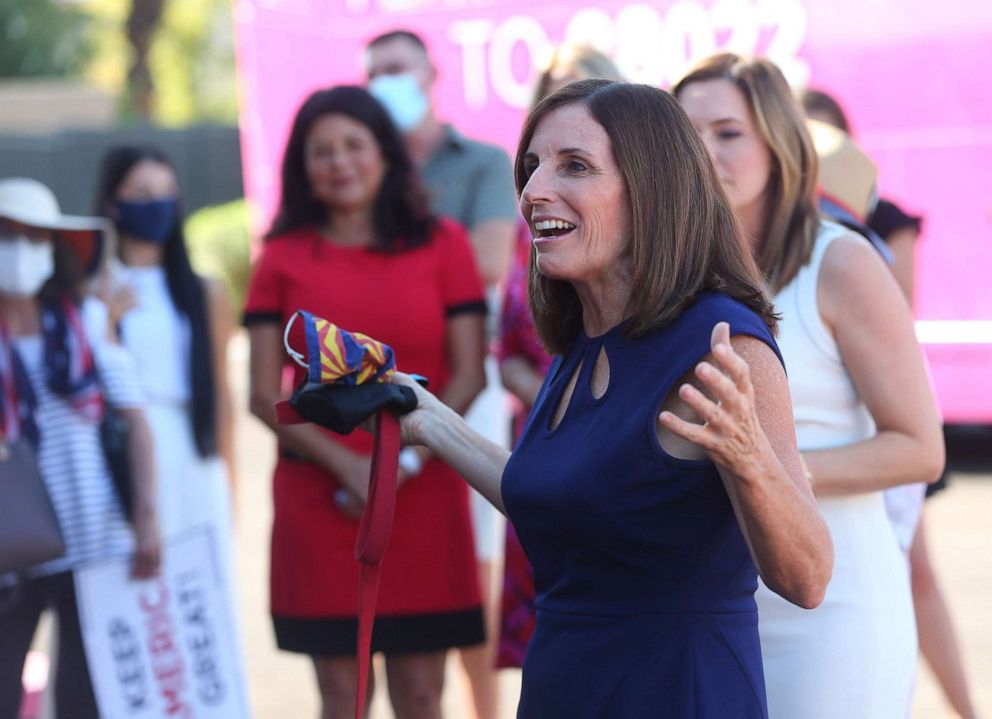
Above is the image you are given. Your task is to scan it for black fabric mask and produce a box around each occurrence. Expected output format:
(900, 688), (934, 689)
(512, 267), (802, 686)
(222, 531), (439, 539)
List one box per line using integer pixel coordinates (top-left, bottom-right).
(283, 380), (418, 435)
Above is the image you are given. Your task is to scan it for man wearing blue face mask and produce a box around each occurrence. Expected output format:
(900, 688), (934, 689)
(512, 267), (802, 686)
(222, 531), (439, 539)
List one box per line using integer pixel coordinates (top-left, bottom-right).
(366, 30), (517, 288)
(366, 29), (518, 719)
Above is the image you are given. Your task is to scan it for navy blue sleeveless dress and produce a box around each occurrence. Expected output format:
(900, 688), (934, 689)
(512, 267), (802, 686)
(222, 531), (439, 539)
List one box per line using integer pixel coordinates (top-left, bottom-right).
(501, 293), (782, 718)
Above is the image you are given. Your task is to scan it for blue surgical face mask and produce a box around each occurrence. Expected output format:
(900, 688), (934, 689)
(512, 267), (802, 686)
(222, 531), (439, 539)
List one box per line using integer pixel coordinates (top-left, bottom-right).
(368, 74), (429, 132)
(113, 197), (179, 245)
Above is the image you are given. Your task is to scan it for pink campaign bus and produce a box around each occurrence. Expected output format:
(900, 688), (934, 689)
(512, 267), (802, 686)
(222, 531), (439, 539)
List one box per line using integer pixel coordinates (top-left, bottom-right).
(232, 0), (992, 423)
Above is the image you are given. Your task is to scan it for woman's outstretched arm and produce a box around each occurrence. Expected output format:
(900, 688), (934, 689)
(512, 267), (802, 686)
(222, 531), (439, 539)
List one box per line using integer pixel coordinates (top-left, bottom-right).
(389, 372), (511, 514)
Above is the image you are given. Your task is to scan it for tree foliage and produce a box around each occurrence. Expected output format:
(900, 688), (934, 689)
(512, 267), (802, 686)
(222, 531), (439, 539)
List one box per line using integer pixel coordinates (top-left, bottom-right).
(2, 0), (239, 125)
(0, 0), (95, 77)
(186, 199), (251, 313)
(149, 0), (239, 124)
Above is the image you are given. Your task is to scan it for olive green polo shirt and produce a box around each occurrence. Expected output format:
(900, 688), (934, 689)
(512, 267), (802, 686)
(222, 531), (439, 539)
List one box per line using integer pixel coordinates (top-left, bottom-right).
(421, 124), (519, 230)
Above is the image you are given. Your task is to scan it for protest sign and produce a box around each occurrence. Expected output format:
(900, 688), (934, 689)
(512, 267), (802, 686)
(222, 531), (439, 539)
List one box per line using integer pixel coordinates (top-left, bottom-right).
(75, 528), (250, 719)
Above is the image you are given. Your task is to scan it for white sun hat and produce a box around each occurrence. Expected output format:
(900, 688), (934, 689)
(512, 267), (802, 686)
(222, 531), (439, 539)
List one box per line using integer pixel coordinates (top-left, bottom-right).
(0, 177), (110, 277)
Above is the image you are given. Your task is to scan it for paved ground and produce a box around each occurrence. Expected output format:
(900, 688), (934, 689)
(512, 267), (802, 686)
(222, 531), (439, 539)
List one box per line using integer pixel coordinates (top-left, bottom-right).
(229, 335), (990, 718)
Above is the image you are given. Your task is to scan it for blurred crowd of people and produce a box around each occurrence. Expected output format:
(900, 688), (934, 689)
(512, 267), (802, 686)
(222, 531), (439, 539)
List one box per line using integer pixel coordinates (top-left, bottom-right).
(0, 26), (981, 719)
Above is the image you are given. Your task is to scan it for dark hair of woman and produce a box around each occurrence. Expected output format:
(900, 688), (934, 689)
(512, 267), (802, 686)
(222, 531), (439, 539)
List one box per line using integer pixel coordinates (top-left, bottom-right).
(265, 85), (434, 250)
(800, 89), (851, 135)
(94, 145), (217, 457)
(40, 239), (86, 305)
(514, 79), (777, 355)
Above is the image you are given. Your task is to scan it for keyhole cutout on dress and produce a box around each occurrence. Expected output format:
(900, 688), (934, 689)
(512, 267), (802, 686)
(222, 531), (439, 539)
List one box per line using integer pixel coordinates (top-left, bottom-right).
(589, 345), (610, 400)
(548, 345), (611, 432)
(549, 359), (583, 432)
(655, 366), (710, 461)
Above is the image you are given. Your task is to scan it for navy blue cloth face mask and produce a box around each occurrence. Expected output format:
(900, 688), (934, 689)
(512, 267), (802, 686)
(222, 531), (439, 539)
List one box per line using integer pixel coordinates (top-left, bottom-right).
(113, 197), (179, 244)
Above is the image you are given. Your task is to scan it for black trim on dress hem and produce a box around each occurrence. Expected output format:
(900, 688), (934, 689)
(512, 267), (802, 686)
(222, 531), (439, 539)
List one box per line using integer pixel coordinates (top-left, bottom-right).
(273, 606), (486, 656)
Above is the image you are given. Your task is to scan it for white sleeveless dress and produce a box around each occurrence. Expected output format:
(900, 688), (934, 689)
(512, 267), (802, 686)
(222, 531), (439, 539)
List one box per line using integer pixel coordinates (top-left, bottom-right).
(755, 221), (917, 718)
(120, 267), (236, 594)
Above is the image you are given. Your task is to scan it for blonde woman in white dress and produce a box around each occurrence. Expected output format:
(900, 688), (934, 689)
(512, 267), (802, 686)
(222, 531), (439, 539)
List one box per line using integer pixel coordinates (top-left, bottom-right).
(676, 55), (945, 718)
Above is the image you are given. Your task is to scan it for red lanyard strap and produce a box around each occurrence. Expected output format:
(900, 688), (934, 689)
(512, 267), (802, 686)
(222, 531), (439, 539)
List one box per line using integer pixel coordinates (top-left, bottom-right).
(356, 411), (400, 565)
(353, 410), (400, 719)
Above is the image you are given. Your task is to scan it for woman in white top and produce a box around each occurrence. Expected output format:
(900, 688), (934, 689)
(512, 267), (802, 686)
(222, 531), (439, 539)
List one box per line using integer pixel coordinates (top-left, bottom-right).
(0, 178), (159, 718)
(802, 88), (981, 719)
(93, 146), (238, 597)
(675, 55), (945, 717)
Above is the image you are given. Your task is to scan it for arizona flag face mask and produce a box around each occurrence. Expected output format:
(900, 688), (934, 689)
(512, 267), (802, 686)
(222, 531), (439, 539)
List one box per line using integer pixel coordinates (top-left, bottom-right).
(283, 308), (396, 386)
(276, 310), (422, 434)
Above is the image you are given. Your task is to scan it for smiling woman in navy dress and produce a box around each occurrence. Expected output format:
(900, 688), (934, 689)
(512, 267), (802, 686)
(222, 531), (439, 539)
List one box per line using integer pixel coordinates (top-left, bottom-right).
(386, 80), (833, 718)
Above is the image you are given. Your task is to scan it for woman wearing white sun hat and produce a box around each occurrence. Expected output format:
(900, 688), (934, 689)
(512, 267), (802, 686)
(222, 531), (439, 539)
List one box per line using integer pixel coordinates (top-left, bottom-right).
(0, 178), (160, 719)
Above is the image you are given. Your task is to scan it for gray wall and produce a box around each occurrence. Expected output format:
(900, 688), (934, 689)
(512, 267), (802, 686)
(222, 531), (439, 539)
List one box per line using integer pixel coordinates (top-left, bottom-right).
(0, 123), (243, 215)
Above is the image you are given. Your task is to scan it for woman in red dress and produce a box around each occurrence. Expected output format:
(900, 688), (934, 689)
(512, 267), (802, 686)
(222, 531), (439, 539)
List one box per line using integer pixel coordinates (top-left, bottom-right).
(244, 86), (487, 719)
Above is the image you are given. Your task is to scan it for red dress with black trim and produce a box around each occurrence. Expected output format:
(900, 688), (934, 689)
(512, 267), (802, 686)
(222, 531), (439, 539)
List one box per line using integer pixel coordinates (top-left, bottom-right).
(244, 218), (485, 653)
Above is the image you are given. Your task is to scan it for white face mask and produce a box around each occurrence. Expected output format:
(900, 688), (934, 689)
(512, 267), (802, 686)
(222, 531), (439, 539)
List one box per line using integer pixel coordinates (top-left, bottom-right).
(0, 235), (55, 297)
(369, 73), (429, 132)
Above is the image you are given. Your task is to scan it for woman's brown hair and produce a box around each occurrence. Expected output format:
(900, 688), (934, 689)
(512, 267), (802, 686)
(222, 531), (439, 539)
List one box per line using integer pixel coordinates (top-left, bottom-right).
(673, 54), (820, 292)
(515, 79), (776, 355)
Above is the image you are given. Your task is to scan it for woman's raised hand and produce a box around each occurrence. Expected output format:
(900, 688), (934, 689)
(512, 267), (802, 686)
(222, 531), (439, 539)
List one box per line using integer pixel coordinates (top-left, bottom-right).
(131, 511), (162, 579)
(658, 322), (769, 478)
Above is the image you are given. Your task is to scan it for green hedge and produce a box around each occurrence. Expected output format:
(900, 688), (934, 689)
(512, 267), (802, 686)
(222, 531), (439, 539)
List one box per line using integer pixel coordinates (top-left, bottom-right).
(184, 198), (251, 315)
